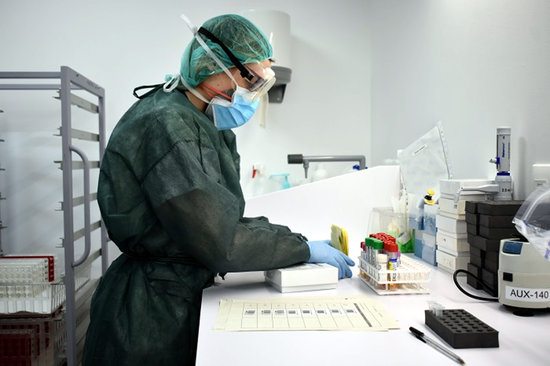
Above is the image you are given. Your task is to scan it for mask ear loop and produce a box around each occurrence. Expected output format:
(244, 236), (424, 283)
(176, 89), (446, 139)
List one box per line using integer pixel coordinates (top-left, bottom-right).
(180, 14), (239, 89)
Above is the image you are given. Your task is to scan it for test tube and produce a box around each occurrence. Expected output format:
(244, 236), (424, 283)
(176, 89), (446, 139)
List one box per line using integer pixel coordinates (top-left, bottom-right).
(366, 237), (384, 266)
(385, 242), (399, 268)
(371, 238), (384, 267)
(376, 253), (388, 280)
(384, 241), (399, 285)
(360, 241), (368, 261)
(365, 239), (372, 263)
(388, 258), (398, 287)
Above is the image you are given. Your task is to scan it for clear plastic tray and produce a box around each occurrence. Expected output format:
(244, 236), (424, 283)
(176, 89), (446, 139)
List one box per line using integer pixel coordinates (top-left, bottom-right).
(0, 276), (90, 315)
(358, 255), (431, 295)
(0, 256), (58, 284)
(0, 282), (65, 315)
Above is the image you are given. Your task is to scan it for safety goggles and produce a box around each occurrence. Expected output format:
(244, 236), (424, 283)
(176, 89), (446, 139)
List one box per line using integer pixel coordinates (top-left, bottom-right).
(197, 27), (276, 101)
(243, 63), (276, 100)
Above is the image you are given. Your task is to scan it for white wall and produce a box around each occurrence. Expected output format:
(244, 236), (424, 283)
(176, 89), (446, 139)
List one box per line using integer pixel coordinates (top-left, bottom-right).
(2, 0), (549, 258)
(244, 166), (401, 264)
(0, 0), (370, 255)
(366, 0), (550, 199)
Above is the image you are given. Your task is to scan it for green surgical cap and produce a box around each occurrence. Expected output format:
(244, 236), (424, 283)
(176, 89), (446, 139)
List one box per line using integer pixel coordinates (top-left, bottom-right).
(180, 14), (273, 88)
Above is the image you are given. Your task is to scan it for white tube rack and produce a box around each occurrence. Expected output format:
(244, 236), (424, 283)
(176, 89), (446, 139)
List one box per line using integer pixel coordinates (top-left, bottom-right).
(358, 255), (431, 295)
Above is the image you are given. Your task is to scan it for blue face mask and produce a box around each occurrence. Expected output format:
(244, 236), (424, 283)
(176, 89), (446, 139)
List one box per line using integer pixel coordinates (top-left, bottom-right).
(205, 86), (260, 131)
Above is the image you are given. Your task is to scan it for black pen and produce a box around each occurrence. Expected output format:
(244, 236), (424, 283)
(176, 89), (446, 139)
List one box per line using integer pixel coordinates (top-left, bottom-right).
(409, 326), (466, 365)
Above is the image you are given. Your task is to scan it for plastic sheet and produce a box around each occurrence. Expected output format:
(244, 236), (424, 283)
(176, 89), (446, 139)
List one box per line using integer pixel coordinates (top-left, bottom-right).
(513, 185), (550, 260)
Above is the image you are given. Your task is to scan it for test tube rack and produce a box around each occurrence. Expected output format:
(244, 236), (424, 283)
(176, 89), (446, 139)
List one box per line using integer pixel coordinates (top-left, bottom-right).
(358, 255), (431, 295)
(0, 309), (66, 366)
(425, 309), (499, 348)
(0, 256), (66, 314)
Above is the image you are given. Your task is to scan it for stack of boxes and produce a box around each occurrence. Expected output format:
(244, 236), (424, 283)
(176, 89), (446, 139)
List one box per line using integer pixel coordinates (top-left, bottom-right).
(435, 207), (469, 273)
(465, 200), (524, 296)
(435, 180), (490, 273)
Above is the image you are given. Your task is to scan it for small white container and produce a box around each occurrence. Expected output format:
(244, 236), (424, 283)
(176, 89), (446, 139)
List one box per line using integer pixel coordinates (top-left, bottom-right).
(436, 214), (467, 234)
(437, 229), (469, 252)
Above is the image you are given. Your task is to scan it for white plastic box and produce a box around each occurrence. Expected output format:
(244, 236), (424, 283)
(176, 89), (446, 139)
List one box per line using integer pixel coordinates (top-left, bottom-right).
(439, 197), (466, 219)
(437, 229), (469, 252)
(265, 263), (338, 293)
(436, 249), (469, 273)
(439, 196), (488, 218)
(436, 214), (467, 235)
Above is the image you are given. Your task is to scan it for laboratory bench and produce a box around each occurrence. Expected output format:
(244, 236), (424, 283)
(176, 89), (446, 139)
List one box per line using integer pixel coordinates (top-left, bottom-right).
(196, 264), (550, 366)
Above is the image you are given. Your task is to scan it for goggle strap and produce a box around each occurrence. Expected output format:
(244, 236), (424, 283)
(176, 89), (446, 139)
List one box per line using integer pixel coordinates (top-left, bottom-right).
(180, 14), (198, 34)
(197, 27), (254, 82)
(193, 31), (237, 85)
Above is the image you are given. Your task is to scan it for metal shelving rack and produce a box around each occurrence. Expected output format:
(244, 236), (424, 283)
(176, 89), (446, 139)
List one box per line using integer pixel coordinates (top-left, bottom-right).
(0, 110), (5, 256)
(0, 66), (108, 366)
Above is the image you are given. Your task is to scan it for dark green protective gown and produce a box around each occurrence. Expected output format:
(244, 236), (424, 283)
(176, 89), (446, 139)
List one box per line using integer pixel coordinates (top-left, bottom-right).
(82, 87), (310, 366)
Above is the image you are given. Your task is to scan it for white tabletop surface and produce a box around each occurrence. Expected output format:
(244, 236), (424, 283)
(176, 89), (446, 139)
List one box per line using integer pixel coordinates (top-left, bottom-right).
(196, 262), (550, 366)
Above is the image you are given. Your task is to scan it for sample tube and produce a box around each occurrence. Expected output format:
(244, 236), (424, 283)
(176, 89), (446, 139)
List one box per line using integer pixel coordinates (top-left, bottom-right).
(377, 253), (388, 280)
(368, 237), (384, 266)
(385, 242), (399, 268)
(388, 258), (398, 285)
(385, 242), (399, 285)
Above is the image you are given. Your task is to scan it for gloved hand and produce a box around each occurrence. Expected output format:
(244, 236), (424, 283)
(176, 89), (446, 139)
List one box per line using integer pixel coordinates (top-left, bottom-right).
(306, 240), (355, 279)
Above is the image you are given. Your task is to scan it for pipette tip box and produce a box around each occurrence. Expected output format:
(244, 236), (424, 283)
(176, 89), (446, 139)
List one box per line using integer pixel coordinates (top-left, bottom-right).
(425, 309), (499, 348)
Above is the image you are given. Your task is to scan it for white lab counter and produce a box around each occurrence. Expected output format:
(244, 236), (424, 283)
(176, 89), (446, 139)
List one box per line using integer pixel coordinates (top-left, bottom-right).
(196, 265), (550, 366)
(197, 168), (549, 365)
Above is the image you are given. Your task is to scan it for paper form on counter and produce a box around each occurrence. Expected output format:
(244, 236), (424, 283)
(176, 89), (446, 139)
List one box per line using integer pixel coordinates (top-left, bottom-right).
(214, 296), (399, 332)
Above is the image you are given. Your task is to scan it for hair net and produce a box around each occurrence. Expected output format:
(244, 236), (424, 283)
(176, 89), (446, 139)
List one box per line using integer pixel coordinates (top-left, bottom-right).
(180, 14), (273, 88)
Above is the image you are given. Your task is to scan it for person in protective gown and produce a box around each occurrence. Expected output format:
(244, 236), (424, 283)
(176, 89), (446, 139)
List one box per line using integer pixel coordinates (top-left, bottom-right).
(82, 14), (354, 366)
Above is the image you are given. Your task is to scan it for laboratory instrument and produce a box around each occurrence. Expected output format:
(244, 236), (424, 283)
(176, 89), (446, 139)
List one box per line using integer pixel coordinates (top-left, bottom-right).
(498, 240), (550, 309)
(287, 154), (366, 178)
(455, 127), (513, 201)
(496, 186), (550, 310)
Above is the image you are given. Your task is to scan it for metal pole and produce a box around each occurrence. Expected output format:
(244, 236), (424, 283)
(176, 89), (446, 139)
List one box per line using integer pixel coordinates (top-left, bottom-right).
(60, 66), (77, 366)
(98, 90), (108, 274)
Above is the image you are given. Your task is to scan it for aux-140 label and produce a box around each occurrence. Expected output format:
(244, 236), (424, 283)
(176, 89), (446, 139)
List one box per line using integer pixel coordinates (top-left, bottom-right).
(505, 286), (550, 302)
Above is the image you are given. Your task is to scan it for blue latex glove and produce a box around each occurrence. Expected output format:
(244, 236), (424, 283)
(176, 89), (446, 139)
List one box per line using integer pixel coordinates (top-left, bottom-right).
(306, 240), (355, 279)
